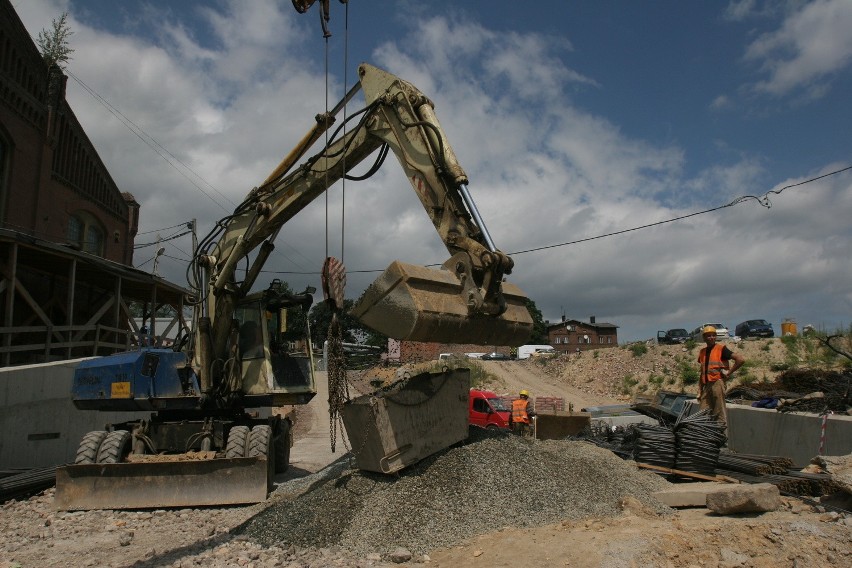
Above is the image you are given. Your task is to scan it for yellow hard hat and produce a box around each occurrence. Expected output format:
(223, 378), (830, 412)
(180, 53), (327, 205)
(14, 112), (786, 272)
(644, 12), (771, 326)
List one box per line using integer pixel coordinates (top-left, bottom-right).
(702, 325), (717, 336)
(519, 389), (529, 397)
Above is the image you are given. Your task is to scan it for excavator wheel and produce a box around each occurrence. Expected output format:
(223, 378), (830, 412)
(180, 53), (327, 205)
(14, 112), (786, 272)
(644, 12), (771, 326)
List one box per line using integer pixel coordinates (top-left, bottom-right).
(248, 426), (273, 459)
(249, 425), (274, 492)
(75, 431), (108, 464)
(96, 430), (131, 464)
(274, 421), (291, 474)
(225, 425), (250, 458)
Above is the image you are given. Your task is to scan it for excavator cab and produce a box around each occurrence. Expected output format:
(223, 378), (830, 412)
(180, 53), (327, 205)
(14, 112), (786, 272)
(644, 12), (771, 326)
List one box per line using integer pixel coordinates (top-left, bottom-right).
(234, 284), (317, 406)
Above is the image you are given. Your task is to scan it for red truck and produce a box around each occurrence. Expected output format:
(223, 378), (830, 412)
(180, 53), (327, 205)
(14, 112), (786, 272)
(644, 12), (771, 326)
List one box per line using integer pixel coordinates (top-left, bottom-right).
(469, 389), (511, 429)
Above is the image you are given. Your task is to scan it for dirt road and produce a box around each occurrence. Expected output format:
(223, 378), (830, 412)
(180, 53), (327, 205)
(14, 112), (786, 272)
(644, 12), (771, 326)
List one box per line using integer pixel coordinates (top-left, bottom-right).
(478, 360), (620, 409)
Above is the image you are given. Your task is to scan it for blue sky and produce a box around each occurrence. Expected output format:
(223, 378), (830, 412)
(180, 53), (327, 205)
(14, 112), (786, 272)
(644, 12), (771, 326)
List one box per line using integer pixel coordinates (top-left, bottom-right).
(14, 0), (852, 342)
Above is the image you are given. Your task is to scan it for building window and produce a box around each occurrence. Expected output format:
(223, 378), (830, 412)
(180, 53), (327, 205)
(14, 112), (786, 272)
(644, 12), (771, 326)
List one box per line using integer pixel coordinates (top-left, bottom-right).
(67, 212), (105, 256)
(0, 132), (9, 221)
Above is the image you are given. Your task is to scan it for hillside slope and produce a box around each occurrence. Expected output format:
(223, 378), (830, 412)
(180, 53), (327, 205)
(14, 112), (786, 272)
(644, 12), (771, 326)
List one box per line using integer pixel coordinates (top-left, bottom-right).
(512, 335), (850, 403)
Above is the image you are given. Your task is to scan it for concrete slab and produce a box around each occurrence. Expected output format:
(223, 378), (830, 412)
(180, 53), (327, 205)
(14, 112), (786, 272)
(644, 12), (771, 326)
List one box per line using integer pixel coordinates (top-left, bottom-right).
(652, 481), (739, 508)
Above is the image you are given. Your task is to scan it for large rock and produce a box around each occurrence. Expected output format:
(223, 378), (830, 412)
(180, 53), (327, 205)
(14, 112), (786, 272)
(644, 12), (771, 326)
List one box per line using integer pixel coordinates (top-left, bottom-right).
(706, 483), (780, 514)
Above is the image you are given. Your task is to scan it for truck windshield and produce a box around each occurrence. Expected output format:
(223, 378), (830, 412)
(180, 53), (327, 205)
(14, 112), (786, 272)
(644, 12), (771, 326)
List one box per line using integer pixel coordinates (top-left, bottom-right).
(489, 397), (510, 412)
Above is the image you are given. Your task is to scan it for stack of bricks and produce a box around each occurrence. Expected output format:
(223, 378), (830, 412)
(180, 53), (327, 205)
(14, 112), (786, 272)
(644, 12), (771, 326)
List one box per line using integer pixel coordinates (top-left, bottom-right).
(504, 395), (565, 413)
(534, 396), (565, 413)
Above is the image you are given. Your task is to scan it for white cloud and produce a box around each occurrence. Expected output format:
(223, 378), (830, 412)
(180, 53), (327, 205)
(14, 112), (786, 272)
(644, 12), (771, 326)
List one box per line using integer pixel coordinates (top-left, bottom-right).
(743, 0), (852, 98)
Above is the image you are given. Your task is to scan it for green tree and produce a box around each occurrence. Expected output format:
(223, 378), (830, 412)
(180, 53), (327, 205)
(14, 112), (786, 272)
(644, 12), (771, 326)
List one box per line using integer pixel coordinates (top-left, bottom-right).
(37, 12), (74, 69)
(524, 298), (549, 344)
(309, 299), (363, 347)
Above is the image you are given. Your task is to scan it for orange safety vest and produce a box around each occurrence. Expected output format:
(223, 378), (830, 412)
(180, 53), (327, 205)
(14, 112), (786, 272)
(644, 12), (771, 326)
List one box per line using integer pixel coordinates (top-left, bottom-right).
(698, 344), (729, 384)
(512, 398), (530, 424)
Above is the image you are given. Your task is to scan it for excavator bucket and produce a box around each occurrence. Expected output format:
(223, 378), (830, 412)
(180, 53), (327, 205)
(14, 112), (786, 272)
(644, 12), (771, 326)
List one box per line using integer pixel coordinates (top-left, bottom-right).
(351, 260), (533, 346)
(54, 457), (269, 511)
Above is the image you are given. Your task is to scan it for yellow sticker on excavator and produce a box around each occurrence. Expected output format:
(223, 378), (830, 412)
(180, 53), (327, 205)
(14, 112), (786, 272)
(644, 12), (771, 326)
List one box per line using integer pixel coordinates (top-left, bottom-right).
(111, 381), (131, 398)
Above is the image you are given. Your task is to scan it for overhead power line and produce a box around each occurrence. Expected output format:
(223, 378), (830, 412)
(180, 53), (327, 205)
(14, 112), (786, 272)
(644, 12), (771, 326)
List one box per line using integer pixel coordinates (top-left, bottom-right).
(508, 164), (852, 256)
(133, 230), (192, 249)
(261, 163), (852, 276)
(65, 70), (235, 213)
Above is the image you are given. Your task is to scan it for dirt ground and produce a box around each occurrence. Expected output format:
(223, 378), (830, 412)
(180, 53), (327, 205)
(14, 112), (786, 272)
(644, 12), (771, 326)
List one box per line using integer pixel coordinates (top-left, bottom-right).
(426, 501), (850, 568)
(2, 339), (850, 568)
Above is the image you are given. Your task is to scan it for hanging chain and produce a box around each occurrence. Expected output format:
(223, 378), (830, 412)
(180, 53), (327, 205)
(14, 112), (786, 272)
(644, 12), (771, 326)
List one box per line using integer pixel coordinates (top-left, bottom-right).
(326, 313), (350, 452)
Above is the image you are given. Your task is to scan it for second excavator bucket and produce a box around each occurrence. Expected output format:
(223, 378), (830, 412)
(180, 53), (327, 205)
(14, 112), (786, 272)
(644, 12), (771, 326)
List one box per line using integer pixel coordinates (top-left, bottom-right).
(350, 260), (533, 346)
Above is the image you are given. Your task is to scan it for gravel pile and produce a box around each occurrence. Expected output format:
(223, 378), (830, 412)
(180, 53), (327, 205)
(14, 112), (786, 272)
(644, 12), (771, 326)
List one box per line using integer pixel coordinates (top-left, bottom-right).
(241, 427), (673, 556)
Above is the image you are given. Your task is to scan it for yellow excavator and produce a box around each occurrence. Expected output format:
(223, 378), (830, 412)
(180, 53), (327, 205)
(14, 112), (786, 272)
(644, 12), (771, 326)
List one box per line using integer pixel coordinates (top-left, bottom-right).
(55, 63), (533, 510)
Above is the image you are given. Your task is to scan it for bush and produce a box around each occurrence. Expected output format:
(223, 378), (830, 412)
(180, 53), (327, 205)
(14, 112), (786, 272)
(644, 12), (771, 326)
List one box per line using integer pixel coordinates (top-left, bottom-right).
(680, 362), (699, 386)
(620, 374), (639, 395)
(629, 343), (648, 357)
(685, 338), (697, 351)
(737, 371), (756, 385)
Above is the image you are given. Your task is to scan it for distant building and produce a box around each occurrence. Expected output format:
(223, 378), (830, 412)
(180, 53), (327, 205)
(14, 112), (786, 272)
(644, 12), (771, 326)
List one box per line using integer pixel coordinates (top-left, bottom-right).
(548, 316), (618, 353)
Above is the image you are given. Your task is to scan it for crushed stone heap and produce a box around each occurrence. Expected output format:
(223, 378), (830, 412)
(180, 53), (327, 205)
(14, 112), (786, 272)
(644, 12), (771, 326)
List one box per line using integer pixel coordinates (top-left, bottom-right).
(240, 428), (673, 556)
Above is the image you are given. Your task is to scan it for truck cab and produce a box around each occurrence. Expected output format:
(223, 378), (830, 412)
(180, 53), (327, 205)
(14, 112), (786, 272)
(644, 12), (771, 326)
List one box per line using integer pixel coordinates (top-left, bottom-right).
(469, 389), (511, 429)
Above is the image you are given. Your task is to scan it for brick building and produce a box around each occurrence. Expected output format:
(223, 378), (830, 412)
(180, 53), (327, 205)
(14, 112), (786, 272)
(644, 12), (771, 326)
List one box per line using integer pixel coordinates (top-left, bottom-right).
(0, 3), (139, 263)
(547, 316), (618, 354)
(0, 1), (188, 366)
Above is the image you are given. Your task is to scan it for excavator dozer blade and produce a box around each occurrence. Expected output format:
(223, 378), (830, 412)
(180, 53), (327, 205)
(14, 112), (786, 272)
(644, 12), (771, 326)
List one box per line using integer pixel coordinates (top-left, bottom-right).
(351, 260), (533, 346)
(54, 458), (269, 511)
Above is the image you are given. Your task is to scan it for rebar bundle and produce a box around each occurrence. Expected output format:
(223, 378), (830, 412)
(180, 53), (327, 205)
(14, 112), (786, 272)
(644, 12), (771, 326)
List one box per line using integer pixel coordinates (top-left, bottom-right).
(633, 424), (677, 469)
(0, 466), (56, 502)
(671, 409), (727, 476)
(717, 452), (793, 475)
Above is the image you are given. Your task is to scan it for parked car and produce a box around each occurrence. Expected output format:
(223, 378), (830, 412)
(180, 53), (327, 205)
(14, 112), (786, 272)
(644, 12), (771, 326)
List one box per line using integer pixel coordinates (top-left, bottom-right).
(735, 319), (774, 338)
(691, 323), (729, 341)
(517, 345), (556, 359)
(657, 328), (689, 345)
(481, 352), (511, 360)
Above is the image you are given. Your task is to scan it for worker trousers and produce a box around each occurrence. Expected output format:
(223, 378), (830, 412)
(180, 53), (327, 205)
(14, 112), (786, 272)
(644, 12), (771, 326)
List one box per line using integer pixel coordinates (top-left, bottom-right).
(699, 379), (728, 434)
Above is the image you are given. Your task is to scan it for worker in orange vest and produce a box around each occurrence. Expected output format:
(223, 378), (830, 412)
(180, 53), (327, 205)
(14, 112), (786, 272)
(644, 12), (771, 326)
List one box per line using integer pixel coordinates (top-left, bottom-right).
(697, 325), (744, 433)
(510, 389), (536, 436)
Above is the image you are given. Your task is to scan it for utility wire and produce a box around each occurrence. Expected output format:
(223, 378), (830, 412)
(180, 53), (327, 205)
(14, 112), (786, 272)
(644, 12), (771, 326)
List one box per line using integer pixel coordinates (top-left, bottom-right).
(137, 222), (192, 236)
(508, 165), (852, 256)
(261, 163), (851, 275)
(66, 70), (235, 213)
(133, 230), (192, 249)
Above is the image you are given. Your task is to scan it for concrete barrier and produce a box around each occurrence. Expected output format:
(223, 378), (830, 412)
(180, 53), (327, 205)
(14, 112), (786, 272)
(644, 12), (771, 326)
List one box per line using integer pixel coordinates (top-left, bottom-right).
(534, 412), (591, 440)
(0, 358), (149, 469)
(724, 402), (852, 468)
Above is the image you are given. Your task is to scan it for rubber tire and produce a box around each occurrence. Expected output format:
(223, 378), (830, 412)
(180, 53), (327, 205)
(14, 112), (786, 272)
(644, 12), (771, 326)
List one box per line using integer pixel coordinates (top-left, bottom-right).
(274, 421), (291, 474)
(249, 425), (275, 492)
(96, 430), (131, 464)
(75, 431), (108, 464)
(248, 425), (272, 458)
(225, 425), (250, 459)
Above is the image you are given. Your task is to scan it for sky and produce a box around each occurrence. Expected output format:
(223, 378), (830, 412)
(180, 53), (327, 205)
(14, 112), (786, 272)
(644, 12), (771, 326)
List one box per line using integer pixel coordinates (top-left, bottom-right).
(13, 0), (852, 342)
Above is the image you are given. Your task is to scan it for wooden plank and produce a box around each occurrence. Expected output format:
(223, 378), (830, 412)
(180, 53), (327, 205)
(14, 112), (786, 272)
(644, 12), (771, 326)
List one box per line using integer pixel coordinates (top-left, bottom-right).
(635, 462), (740, 483)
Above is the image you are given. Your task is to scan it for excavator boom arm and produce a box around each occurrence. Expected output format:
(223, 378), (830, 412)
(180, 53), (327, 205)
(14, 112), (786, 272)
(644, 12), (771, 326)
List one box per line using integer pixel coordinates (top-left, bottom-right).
(195, 63), (532, 370)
